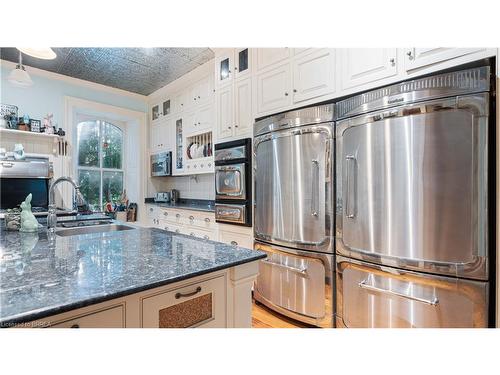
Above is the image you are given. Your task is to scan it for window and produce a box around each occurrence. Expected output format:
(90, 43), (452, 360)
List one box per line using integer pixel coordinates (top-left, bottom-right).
(76, 120), (124, 211)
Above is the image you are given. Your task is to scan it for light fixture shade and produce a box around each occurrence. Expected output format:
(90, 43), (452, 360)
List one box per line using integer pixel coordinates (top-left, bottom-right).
(17, 47), (57, 60)
(8, 66), (34, 87)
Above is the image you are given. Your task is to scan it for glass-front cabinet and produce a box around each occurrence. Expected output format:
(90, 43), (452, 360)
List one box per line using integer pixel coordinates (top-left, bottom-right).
(174, 118), (183, 174)
(216, 48), (252, 86)
(151, 104), (160, 122)
(151, 98), (172, 124)
(235, 48), (250, 80)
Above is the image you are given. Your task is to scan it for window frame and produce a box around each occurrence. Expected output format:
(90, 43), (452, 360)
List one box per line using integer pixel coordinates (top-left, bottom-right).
(74, 115), (126, 211)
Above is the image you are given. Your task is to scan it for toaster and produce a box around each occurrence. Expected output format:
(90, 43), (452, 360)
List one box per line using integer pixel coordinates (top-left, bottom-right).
(154, 192), (171, 203)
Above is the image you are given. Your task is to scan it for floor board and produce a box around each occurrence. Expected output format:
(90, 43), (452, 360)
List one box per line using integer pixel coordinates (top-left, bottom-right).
(251, 300), (313, 328)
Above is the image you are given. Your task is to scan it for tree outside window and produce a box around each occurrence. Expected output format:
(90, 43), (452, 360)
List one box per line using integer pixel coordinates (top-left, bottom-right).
(76, 120), (124, 211)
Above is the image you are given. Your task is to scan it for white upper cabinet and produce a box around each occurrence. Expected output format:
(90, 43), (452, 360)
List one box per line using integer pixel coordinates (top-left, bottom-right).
(216, 50), (234, 87)
(234, 77), (252, 137)
(190, 75), (213, 106)
(340, 48), (397, 90)
(150, 121), (161, 151)
(292, 49), (336, 103)
(255, 62), (292, 114)
(234, 48), (251, 80)
(174, 89), (189, 113)
(404, 48), (485, 71)
(256, 48), (290, 71)
(194, 103), (213, 134)
(216, 84), (234, 140)
(150, 117), (174, 152)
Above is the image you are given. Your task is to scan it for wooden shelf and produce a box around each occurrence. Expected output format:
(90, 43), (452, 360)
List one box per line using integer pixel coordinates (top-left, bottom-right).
(0, 128), (61, 140)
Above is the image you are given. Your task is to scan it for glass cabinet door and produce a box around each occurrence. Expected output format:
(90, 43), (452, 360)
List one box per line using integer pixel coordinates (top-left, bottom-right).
(217, 52), (233, 86)
(175, 118), (183, 170)
(220, 58), (230, 82)
(236, 48), (249, 76)
(162, 99), (171, 116)
(151, 104), (159, 121)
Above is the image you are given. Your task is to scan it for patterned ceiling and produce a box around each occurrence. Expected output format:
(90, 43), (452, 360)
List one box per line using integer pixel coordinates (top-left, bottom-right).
(0, 48), (214, 95)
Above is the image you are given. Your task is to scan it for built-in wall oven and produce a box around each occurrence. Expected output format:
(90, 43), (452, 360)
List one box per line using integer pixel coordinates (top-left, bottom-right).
(253, 104), (335, 327)
(150, 152), (172, 177)
(214, 138), (252, 226)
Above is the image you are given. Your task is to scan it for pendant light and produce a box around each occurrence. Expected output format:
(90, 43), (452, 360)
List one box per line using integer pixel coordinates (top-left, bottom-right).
(8, 52), (33, 87)
(17, 47), (57, 60)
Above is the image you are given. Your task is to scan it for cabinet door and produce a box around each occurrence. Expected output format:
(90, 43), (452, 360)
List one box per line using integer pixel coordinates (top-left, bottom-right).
(173, 118), (184, 174)
(216, 84), (234, 140)
(404, 48), (485, 71)
(219, 229), (253, 249)
(292, 49), (336, 103)
(196, 75), (213, 103)
(340, 48), (397, 90)
(234, 48), (251, 80)
(256, 48), (290, 71)
(194, 103), (213, 133)
(216, 51), (233, 86)
(142, 276), (226, 328)
(158, 117), (175, 151)
(162, 98), (172, 117)
(256, 63), (292, 114)
(150, 122), (161, 151)
(151, 103), (160, 123)
(234, 77), (252, 136)
(183, 111), (196, 136)
(175, 90), (189, 113)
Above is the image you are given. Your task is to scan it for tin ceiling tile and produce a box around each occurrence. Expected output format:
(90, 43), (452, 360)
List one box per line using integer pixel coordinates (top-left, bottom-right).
(0, 47), (214, 95)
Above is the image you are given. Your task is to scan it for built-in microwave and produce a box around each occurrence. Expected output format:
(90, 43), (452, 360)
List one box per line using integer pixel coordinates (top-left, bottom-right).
(150, 152), (172, 177)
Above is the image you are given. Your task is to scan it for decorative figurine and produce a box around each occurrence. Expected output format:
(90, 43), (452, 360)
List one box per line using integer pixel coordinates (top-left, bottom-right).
(43, 113), (54, 134)
(20, 194), (40, 233)
(13, 143), (25, 160)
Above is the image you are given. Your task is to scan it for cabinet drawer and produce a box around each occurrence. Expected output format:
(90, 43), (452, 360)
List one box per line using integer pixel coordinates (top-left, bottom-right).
(336, 257), (488, 328)
(219, 229), (253, 249)
(160, 209), (185, 225)
(147, 204), (159, 218)
(142, 276), (226, 328)
(185, 227), (217, 241)
(50, 305), (125, 328)
(185, 211), (216, 230)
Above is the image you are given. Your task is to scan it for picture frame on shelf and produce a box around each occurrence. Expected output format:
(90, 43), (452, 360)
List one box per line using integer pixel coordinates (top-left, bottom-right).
(29, 119), (41, 133)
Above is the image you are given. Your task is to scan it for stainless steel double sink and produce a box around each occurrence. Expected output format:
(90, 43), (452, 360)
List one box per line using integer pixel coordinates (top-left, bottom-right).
(55, 219), (136, 237)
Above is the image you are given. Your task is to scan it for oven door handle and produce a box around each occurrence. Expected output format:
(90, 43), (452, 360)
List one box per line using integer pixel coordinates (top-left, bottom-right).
(262, 259), (308, 277)
(358, 279), (439, 306)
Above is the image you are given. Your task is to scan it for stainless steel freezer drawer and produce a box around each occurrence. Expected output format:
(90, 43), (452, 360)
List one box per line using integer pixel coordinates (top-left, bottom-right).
(336, 256), (489, 328)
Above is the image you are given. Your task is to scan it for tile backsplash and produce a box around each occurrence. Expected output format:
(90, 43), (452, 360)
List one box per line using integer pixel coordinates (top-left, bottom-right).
(150, 173), (215, 200)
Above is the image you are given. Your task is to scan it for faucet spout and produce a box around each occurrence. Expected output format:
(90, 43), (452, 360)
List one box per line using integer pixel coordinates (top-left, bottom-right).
(47, 176), (88, 232)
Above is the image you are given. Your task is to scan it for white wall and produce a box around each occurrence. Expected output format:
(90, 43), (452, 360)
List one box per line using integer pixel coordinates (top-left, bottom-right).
(150, 173), (214, 200)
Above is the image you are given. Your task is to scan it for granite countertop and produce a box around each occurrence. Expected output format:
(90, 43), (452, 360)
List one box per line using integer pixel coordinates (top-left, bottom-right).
(0, 226), (265, 327)
(145, 198), (215, 213)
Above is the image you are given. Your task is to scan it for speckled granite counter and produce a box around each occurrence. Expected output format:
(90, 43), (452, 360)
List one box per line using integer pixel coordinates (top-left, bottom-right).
(0, 227), (265, 327)
(144, 198), (215, 213)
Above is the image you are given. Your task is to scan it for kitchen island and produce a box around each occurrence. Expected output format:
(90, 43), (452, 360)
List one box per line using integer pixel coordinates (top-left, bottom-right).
(0, 225), (266, 328)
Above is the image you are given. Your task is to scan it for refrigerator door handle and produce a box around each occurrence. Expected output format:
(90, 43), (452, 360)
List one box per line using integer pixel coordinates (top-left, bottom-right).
(358, 279), (440, 306)
(311, 159), (319, 217)
(345, 155), (357, 218)
(262, 259), (309, 277)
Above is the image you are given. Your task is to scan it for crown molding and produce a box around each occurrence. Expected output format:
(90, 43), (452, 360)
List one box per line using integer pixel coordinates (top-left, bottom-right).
(0, 59), (147, 102)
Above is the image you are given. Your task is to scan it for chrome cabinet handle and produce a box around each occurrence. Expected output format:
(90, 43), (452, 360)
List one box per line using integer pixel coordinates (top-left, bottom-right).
(164, 226), (169, 231)
(175, 229), (180, 233)
(1, 162), (14, 168)
(203, 235), (209, 240)
(176, 213), (180, 218)
(204, 218), (210, 223)
(190, 232), (195, 236)
(163, 212), (168, 216)
(230, 241), (238, 246)
(358, 279), (439, 306)
(262, 259), (308, 276)
(189, 215), (194, 221)
(311, 159), (319, 217)
(175, 286), (202, 299)
(284, 92), (289, 96)
(345, 155), (357, 219)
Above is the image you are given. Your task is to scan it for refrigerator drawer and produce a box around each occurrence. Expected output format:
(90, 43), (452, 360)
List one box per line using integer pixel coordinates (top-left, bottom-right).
(336, 256), (489, 328)
(254, 242), (333, 327)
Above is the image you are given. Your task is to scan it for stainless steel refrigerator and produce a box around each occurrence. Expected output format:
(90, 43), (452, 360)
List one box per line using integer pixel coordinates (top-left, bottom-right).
(253, 104), (335, 327)
(335, 65), (495, 328)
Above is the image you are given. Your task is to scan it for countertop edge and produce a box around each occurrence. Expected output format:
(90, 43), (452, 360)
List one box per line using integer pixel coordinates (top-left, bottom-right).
(0, 253), (266, 328)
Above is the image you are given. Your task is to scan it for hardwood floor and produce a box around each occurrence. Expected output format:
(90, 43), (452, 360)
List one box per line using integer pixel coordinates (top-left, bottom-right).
(251, 300), (313, 328)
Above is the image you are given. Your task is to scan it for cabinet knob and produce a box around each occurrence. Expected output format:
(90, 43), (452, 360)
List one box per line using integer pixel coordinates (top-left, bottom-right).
(235, 66), (238, 71)
(150, 208), (153, 212)
(176, 213), (180, 218)
(175, 229), (180, 233)
(189, 215), (195, 221)
(293, 89), (297, 93)
(228, 126), (232, 129)
(390, 58), (395, 65)
(165, 226), (169, 231)
(235, 124), (238, 128)
(204, 217), (210, 223)
(194, 97), (196, 101)
(203, 235), (209, 240)
(163, 212), (168, 216)
(198, 96), (200, 99)
(284, 92), (289, 96)
(190, 232), (195, 236)
(230, 241), (238, 246)
(406, 51), (413, 60)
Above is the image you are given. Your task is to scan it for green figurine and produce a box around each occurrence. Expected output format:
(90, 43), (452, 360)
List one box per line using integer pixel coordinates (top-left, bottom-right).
(20, 193), (40, 233)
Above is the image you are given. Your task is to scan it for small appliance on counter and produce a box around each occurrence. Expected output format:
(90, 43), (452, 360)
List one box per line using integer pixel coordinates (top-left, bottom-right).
(154, 192), (171, 203)
(214, 138), (252, 226)
(150, 152), (172, 177)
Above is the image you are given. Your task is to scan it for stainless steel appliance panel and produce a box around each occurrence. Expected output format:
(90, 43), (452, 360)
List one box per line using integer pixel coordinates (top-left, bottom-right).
(336, 94), (489, 279)
(336, 256), (488, 328)
(214, 145), (247, 162)
(215, 163), (246, 200)
(254, 124), (334, 253)
(215, 203), (246, 224)
(254, 241), (334, 327)
(0, 157), (52, 178)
